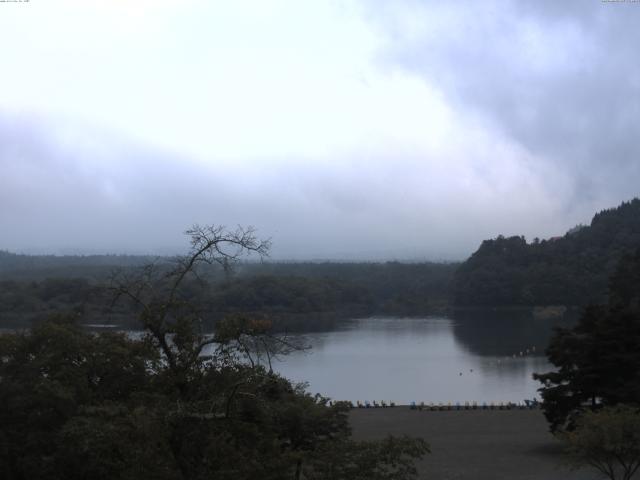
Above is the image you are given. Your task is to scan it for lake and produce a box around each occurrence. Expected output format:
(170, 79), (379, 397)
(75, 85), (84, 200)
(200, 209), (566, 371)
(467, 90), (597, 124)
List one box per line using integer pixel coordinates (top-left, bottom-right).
(272, 312), (568, 405)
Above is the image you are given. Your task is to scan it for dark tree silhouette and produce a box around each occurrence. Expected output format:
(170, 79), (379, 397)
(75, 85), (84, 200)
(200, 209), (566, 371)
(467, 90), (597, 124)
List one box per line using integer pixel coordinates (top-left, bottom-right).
(0, 225), (429, 480)
(534, 249), (640, 431)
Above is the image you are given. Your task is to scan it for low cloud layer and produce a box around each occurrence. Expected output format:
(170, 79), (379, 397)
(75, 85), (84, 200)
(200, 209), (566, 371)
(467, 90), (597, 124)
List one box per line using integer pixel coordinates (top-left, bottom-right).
(1, 1), (638, 260)
(0, 113), (579, 259)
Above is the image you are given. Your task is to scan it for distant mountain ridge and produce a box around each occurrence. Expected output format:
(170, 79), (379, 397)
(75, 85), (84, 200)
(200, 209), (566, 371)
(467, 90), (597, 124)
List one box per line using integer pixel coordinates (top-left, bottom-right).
(453, 198), (640, 307)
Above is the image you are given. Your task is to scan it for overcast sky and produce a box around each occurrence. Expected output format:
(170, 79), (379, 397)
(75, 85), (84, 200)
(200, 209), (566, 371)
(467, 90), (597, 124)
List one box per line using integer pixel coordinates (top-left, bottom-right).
(1, 0), (639, 260)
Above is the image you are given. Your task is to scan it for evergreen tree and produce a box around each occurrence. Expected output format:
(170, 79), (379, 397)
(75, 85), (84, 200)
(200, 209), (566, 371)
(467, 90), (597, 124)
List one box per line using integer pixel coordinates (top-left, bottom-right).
(454, 198), (640, 306)
(534, 249), (640, 431)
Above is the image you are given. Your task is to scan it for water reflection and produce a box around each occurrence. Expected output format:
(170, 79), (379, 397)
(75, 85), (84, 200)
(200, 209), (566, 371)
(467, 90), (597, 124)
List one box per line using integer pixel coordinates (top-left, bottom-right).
(451, 308), (575, 357)
(274, 315), (564, 404)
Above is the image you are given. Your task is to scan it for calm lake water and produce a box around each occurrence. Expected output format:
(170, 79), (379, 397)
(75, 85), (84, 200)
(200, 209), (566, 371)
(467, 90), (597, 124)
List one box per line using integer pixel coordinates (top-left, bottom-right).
(272, 313), (565, 404)
(10, 309), (571, 405)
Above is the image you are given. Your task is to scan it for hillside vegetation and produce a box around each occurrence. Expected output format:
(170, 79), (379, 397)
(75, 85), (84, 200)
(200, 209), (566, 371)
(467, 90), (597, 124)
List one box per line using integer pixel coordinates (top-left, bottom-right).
(0, 254), (456, 330)
(3, 198), (639, 324)
(453, 198), (640, 307)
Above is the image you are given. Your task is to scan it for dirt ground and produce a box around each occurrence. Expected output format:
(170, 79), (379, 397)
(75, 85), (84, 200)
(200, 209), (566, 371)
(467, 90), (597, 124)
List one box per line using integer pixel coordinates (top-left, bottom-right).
(349, 408), (605, 480)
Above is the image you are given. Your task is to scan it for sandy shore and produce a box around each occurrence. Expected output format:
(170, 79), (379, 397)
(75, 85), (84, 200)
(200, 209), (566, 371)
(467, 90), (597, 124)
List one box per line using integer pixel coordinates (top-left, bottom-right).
(349, 408), (602, 480)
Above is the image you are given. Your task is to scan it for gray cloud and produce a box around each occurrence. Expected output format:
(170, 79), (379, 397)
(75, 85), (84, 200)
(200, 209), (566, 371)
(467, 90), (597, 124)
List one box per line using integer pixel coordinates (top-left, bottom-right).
(2, 1), (638, 260)
(1, 113), (576, 260)
(367, 0), (640, 208)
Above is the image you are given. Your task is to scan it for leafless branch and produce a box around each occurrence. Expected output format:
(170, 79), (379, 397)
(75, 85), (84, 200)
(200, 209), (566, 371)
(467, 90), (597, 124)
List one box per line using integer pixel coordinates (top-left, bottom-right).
(108, 224), (270, 373)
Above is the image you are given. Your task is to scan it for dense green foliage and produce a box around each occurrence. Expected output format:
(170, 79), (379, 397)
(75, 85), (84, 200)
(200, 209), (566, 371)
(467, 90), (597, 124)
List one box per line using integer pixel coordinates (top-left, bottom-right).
(0, 250), (152, 280)
(0, 226), (429, 479)
(0, 278), (107, 328)
(534, 249), (640, 431)
(3, 198), (639, 320)
(561, 405), (640, 480)
(454, 198), (640, 306)
(0, 317), (428, 479)
(0, 257), (456, 330)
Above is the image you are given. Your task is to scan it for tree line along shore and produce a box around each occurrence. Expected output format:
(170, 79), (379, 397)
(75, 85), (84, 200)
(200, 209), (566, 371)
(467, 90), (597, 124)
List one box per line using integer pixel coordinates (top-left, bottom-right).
(1, 199), (640, 479)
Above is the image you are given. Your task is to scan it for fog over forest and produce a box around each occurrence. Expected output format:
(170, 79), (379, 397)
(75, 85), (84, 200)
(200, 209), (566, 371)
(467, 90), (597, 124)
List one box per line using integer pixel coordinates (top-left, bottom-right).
(2, 1), (639, 259)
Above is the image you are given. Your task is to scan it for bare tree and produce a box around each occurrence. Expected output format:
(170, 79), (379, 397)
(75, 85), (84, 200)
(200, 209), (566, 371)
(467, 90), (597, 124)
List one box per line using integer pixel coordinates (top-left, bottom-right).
(110, 224), (271, 375)
(213, 313), (307, 373)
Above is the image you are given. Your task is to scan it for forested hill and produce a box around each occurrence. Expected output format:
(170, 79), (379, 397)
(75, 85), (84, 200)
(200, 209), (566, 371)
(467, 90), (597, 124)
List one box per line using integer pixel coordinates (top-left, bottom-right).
(0, 251), (153, 280)
(0, 251), (457, 329)
(453, 198), (640, 307)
